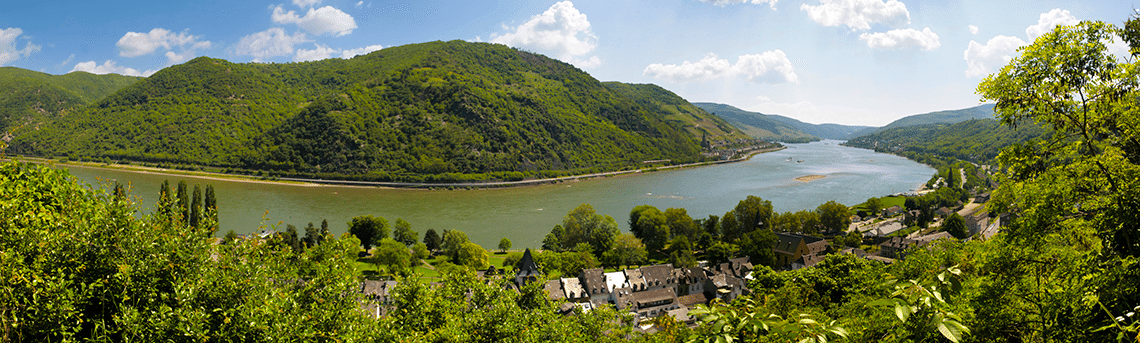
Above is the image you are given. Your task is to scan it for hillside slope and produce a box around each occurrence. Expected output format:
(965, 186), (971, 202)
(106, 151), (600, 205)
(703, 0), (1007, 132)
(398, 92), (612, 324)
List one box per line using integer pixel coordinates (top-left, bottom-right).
(691, 102), (818, 142)
(10, 41), (741, 182)
(842, 118), (1047, 163)
(0, 67), (139, 133)
(848, 104), (996, 138)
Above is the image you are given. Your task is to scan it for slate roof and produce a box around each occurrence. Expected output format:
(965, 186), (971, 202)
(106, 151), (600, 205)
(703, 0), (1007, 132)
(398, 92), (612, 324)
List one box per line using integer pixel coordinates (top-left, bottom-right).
(562, 277), (585, 299)
(640, 264), (674, 287)
(774, 233), (827, 255)
(625, 268), (648, 290)
(545, 279), (565, 301)
(634, 287), (676, 307)
(517, 248), (539, 275)
(677, 293), (710, 307)
(581, 268), (608, 296)
(612, 287), (636, 310)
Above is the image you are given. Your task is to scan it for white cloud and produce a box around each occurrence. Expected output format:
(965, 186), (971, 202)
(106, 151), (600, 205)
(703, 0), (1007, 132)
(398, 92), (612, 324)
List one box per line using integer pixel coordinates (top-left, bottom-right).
(963, 35), (1026, 77)
(968, 25), (978, 34)
(1026, 8), (1078, 40)
(116, 28), (211, 65)
(800, 0), (910, 30)
(293, 0), (321, 7)
(643, 51), (797, 84)
(234, 28), (309, 62)
(0, 27), (41, 66)
(70, 60), (155, 77)
(272, 5), (358, 36)
(699, 0), (778, 10)
(340, 44), (383, 59)
(859, 27), (940, 50)
(294, 44), (338, 62)
(490, 1), (601, 68)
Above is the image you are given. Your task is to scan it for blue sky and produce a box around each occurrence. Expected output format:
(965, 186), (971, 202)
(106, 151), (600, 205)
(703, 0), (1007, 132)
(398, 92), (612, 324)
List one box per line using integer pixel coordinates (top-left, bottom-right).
(1, 0), (1134, 126)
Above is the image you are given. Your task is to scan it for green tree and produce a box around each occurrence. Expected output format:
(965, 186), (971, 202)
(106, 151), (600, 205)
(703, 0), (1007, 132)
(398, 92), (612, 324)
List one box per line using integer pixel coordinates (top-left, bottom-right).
(943, 213), (968, 239)
(393, 218), (418, 247)
(542, 231), (561, 252)
(303, 222), (320, 247)
(190, 184), (202, 229)
(371, 238), (412, 277)
(724, 196), (773, 241)
(423, 228), (441, 251)
(816, 200), (852, 233)
(498, 237), (512, 253)
(348, 215), (390, 251)
(280, 224), (302, 254)
(458, 242), (490, 269)
(668, 235), (697, 268)
(737, 228), (777, 267)
(412, 242), (430, 264)
(204, 184), (217, 234)
(666, 207), (699, 242)
(707, 241), (738, 266)
(631, 205), (670, 254)
(562, 204), (619, 258)
(176, 180), (188, 222)
(866, 197), (883, 216)
(603, 233), (647, 270)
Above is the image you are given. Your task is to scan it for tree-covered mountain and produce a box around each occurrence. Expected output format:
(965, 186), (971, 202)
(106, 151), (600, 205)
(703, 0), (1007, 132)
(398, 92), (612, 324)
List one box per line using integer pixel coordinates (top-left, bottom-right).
(0, 67), (139, 134)
(691, 102), (819, 142)
(842, 118), (1048, 163)
(847, 103), (996, 138)
(693, 102), (872, 141)
(8, 40), (743, 182)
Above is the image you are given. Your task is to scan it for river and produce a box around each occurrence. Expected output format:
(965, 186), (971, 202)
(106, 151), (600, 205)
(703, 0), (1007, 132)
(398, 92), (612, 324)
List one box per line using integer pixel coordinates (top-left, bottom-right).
(59, 140), (934, 249)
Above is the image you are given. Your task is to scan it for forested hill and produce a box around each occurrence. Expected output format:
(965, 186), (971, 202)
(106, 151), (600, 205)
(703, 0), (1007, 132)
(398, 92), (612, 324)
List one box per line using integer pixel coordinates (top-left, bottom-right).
(691, 102), (819, 142)
(0, 67), (140, 133)
(841, 118), (1048, 163)
(846, 103), (996, 138)
(9, 40), (744, 182)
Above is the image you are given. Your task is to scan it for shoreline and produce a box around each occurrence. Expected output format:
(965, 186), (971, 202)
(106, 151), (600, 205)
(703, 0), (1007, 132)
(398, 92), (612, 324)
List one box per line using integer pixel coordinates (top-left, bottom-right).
(5, 146), (785, 190)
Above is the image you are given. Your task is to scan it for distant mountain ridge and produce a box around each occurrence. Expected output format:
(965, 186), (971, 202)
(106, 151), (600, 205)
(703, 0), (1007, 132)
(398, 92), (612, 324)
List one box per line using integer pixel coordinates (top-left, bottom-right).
(8, 40), (745, 183)
(846, 104), (996, 138)
(692, 102), (871, 141)
(0, 67), (140, 133)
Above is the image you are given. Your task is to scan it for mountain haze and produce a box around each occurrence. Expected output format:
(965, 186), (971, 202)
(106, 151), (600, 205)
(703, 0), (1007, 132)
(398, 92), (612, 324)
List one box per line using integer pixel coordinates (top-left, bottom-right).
(9, 41), (744, 182)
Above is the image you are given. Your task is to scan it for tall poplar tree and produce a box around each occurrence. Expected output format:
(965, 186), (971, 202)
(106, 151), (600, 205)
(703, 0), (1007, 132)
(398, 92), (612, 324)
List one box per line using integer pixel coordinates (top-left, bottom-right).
(190, 185), (202, 229)
(176, 181), (188, 224)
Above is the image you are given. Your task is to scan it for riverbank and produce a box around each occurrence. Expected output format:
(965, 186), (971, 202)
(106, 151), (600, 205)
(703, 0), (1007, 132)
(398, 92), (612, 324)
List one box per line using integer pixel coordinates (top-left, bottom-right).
(4, 146), (785, 190)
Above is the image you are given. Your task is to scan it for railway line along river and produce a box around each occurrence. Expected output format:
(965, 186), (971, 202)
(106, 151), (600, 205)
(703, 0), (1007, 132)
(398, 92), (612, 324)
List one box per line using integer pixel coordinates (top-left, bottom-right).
(59, 140), (934, 249)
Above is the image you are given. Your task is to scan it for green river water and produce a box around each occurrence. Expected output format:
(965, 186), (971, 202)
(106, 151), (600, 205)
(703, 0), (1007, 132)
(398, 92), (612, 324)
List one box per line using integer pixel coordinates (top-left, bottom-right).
(60, 140), (934, 249)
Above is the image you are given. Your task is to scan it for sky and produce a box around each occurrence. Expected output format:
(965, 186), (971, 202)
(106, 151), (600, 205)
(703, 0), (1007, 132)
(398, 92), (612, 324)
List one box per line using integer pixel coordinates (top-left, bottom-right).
(1, 0), (1135, 126)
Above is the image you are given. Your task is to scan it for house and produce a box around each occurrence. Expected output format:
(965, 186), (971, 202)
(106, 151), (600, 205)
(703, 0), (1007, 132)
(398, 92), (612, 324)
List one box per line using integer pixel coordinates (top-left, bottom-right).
(914, 231), (954, 246)
(640, 264), (675, 291)
(625, 268), (648, 291)
(884, 205), (903, 217)
(773, 233), (828, 270)
(611, 287), (637, 311)
(935, 207), (953, 217)
(705, 274), (744, 302)
(878, 236), (917, 259)
(604, 270), (629, 293)
(965, 212), (989, 236)
(580, 268), (610, 301)
(360, 280), (398, 318)
(868, 222), (905, 237)
(545, 279), (565, 301)
(677, 267), (709, 296)
(975, 192), (991, 203)
(792, 253), (825, 270)
(633, 288), (680, 319)
(562, 277), (587, 301)
(514, 248), (541, 286)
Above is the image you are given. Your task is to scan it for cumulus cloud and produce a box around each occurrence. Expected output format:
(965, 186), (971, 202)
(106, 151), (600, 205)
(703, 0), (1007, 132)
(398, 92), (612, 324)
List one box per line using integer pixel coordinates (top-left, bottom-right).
(963, 35), (1026, 77)
(1026, 8), (1078, 40)
(71, 60), (155, 77)
(490, 1), (601, 68)
(968, 25), (978, 34)
(293, 0), (321, 7)
(800, 0), (910, 30)
(859, 27), (940, 50)
(235, 28), (309, 62)
(116, 28), (211, 65)
(294, 44), (338, 62)
(340, 44), (383, 59)
(0, 28), (41, 66)
(643, 51), (797, 84)
(272, 5), (358, 36)
(699, 0), (778, 9)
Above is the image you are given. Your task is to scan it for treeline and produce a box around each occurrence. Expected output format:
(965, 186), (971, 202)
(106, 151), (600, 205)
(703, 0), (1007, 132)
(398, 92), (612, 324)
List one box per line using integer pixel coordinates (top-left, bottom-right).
(842, 118), (1047, 164)
(9, 41), (740, 183)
